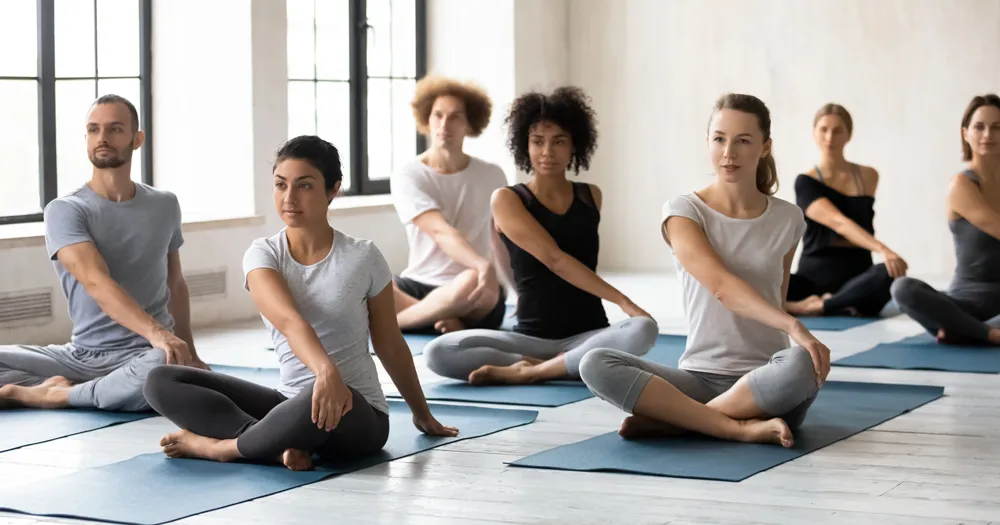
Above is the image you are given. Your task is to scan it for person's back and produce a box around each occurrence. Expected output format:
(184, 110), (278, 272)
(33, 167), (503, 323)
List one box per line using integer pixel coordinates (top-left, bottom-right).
(47, 182), (182, 351)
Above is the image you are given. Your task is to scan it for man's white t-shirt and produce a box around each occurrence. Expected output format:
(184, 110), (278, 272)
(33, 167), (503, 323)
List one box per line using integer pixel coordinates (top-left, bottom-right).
(390, 155), (507, 286)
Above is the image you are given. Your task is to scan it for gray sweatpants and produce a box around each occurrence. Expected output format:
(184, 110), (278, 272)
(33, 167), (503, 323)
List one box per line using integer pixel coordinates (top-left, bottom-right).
(0, 344), (166, 411)
(579, 346), (820, 429)
(423, 317), (659, 380)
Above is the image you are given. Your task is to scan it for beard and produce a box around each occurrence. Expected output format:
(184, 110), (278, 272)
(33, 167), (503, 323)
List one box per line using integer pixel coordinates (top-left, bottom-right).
(89, 146), (133, 169)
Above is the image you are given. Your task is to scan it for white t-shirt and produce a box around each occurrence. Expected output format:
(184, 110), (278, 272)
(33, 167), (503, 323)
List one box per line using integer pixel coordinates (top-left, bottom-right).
(662, 193), (806, 376)
(242, 229), (392, 413)
(390, 155), (507, 286)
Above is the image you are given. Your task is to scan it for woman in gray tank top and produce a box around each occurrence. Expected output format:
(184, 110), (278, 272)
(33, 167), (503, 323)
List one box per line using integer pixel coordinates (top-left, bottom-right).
(890, 94), (1000, 345)
(580, 94), (829, 447)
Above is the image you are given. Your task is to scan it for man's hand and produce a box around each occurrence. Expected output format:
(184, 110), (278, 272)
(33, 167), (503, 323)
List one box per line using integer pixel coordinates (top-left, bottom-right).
(467, 262), (498, 304)
(150, 330), (194, 367)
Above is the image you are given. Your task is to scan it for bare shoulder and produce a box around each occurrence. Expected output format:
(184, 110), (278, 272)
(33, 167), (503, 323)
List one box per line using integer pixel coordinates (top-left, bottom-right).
(586, 183), (603, 209)
(858, 165), (879, 195)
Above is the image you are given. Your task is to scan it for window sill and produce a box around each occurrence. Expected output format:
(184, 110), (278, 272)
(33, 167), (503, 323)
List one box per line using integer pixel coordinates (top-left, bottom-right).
(327, 193), (394, 214)
(0, 214), (268, 250)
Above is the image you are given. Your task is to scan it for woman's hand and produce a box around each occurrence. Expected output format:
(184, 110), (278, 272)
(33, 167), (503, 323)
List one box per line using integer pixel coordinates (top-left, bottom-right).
(620, 298), (653, 319)
(881, 248), (909, 278)
(788, 320), (831, 386)
(412, 413), (459, 437)
(312, 368), (353, 431)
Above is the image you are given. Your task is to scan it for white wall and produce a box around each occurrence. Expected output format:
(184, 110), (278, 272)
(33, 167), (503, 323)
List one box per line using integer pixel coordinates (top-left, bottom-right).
(569, 0), (1000, 276)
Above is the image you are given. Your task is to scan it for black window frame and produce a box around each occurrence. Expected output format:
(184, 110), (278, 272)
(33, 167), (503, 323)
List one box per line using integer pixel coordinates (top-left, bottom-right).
(288, 0), (427, 197)
(0, 0), (153, 226)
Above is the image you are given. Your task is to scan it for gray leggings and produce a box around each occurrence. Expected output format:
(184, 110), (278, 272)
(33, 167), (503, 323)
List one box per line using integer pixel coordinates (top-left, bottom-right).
(891, 277), (1000, 344)
(423, 317), (659, 380)
(143, 365), (389, 461)
(0, 343), (166, 411)
(579, 346), (820, 429)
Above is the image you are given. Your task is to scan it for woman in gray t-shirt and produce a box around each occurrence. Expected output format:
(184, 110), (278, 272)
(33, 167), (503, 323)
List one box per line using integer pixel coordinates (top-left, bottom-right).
(580, 94), (830, 448)
(143, 136), (457, 471)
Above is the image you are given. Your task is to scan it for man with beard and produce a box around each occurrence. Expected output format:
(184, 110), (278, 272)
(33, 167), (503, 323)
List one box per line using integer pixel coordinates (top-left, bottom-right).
(0, 94), (207, 412)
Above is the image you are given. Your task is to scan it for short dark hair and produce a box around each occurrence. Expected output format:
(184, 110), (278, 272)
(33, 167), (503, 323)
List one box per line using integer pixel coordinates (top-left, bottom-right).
(94, 94), (139, 132)
(504, 86), (598, 175)
(961, 93), (1000, 161)
(273, 135), (344, 192)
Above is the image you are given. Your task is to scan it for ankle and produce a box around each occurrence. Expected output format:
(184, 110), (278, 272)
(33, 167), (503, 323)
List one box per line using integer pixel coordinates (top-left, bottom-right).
(989, 328), (1000, 345)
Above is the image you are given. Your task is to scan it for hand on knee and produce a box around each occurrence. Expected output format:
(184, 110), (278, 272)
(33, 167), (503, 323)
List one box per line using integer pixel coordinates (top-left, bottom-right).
(889, 277), (921, 307)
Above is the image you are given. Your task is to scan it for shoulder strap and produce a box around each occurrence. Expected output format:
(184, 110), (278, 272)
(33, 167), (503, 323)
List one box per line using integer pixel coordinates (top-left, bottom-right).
(851, 164), (866, 195)
(574, 182), (597, 210)
(813, 165), (824, 182)
(509, 183), (534, 205)
(962, 169), (983, 187)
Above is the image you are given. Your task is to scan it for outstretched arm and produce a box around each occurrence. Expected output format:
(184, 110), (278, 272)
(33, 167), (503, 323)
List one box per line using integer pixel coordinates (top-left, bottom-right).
(949, 173), (1000, 242)
(166, 250), (204, 366)
(491, 187), (648, 317)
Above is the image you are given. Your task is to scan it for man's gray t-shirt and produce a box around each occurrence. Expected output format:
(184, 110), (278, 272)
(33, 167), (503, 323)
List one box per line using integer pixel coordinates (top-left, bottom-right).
(43, 183), (184, 352)
(662, 193), (805, 376)
(242, 229), (392, 414)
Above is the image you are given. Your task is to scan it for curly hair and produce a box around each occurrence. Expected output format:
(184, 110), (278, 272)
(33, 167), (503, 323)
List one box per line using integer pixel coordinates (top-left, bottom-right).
(504, 86), (598, 175)
(411, 75), (492, 137)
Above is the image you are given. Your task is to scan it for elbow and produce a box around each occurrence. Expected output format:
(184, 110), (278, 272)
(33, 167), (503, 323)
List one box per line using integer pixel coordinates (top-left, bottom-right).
(541, 251), (569, 275)
(708, 276), (735, 309)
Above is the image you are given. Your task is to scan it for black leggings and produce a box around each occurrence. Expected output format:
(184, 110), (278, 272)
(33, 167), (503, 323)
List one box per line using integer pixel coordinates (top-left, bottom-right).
(143, 365), (389, 461)
(890, 277), (1000, 344)
(788, 254), (894, 317)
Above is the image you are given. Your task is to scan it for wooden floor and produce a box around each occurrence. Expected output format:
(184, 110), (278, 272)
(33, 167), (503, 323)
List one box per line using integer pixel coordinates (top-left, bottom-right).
(2, 273), (999, 524)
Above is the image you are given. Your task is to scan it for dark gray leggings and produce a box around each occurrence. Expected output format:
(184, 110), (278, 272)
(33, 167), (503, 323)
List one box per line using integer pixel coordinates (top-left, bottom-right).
(891, 277), (1000, 344)
(143, 365), (389, 461)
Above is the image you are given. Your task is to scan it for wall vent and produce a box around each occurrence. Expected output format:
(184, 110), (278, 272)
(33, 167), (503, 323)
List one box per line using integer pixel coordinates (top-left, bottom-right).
(0, 288), (53, 325)
(186, 269), (227, 300)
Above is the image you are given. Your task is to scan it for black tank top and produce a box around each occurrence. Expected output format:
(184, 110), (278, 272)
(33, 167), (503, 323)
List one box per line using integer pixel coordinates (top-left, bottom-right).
(500, 182), (609, 339)
(795, 164), (876, 258)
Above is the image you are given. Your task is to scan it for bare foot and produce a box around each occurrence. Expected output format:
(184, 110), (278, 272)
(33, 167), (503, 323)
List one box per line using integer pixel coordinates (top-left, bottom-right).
(519, 356), (545, 366)
(468, 361), (538, 385)
(736, 418), (794, 447)
(159, 430), (241, 462)
(434, 318), (465, 334)
(281, 449), (314, 471)
(936, 328), (992, 346)
(990, 328), (1000, 346)
(786, 295), (825, 316)
(0, 376), (73, 409)
(618, 414), (685, 439)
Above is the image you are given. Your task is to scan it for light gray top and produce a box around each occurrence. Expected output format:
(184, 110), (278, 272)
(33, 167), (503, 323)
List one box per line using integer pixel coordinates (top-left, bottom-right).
(662, 193), (805, 376)
(243, 229), (392, 413)
(44, 182), (184, 352)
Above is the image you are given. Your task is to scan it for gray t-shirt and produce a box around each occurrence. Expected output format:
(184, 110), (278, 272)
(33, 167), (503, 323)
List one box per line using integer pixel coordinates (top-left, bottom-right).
(242, 229), (392, 413)
(662, 193), (805, 376)
(43, 183), (184, 352)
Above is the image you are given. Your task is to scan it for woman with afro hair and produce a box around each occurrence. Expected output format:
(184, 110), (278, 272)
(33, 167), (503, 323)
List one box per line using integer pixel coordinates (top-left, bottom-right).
(422, 87), (658, 386)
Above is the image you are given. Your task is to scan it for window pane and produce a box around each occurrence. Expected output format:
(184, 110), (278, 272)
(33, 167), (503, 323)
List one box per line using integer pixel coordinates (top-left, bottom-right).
(366, 78), (391, 182)
(55, 0), (97, 78)
(286, 0), (316, 79)
(316, 82), (351, 192)
(0, 80), (41, 216)
(97, 78), (143, 179)
(314, 0), (350, 81)
(0, 0), (38, 77)
(96, 0), (140, 77)
(288, 80), (317, 138)
(390, 0), (416, 77)
(366, 0), (391, 77)
(390, 79), (416, 180)
(56, 80), (99, 196)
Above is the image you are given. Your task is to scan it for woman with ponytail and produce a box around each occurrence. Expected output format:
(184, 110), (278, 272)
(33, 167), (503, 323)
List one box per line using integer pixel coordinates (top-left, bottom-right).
(579, 93), (828, 447)
(785, 104), (903, 318)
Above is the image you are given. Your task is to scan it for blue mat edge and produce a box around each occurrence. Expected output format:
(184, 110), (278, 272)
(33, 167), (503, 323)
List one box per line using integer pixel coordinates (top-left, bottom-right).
(832, 333), (1000, 373)
(0, 402), (540, 525)
(0, 411), (156, 454)
(503, 382), (945, 482)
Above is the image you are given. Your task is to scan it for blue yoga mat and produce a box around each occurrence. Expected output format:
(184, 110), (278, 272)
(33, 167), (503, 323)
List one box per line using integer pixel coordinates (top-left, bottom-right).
(0, 409), (154, 453)
(508, 381), (943, 482)
(0, 401), (537, 525)
(797, 316), (884, 331)
(834, 333), (1000, 373)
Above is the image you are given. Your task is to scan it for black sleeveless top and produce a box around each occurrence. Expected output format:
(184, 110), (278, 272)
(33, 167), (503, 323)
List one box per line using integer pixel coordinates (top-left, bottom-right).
(500, 182), (609, 339)
(795, 165), (875, 258)
(950, 169), (1000, 287)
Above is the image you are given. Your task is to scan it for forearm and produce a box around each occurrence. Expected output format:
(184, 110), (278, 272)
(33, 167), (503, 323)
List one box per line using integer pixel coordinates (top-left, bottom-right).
(168, 281), (195, 351)
(281, 319), (338, 377)
(830, 219), (886, 253)
(549, 253), (629, 307)
(86, 276), (170, 342)
(716, 274), (797, 334)
(433, 230), (491, 270)
(377, 337), (431, 417)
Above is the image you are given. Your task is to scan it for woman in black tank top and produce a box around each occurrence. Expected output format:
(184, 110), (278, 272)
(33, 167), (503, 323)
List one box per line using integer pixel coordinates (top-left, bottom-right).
(785, 104), (908, 318)
(420, 87), (658, 386)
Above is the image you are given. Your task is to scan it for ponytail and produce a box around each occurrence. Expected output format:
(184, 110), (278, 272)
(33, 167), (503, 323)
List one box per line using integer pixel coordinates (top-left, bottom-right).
(756, 151), (778, 195)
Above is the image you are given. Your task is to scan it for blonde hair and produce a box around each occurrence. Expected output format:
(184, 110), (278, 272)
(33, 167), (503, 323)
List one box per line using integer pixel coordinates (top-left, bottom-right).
(814, 103), (853, 135)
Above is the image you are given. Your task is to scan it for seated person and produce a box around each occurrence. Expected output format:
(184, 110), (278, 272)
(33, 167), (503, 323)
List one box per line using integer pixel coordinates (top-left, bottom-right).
(891, 94), (1000, 346)
(143, 136), (457, 471)
(580, 94), (827, 446)
(422, 87), (659, 386)
(786, 103), (905, 318)
(0, 94), (205, 412)
(390, 75), (509, 335)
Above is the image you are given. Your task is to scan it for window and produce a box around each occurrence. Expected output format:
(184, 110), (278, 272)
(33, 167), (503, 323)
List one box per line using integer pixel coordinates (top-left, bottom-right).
(287, 0), (426, 197)
(0, 0), (152, 225)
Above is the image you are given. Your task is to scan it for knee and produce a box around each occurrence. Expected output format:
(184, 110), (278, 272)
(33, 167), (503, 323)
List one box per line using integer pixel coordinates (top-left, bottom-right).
(578, 348), (623, 389)
(871, 264), (895, 286)
(141, 364), (178, 409)
(422, 336), (455, 377)
(780, 346), (820, 396)
(890, 276), (921, 307)
(623, 317), (659, 355)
